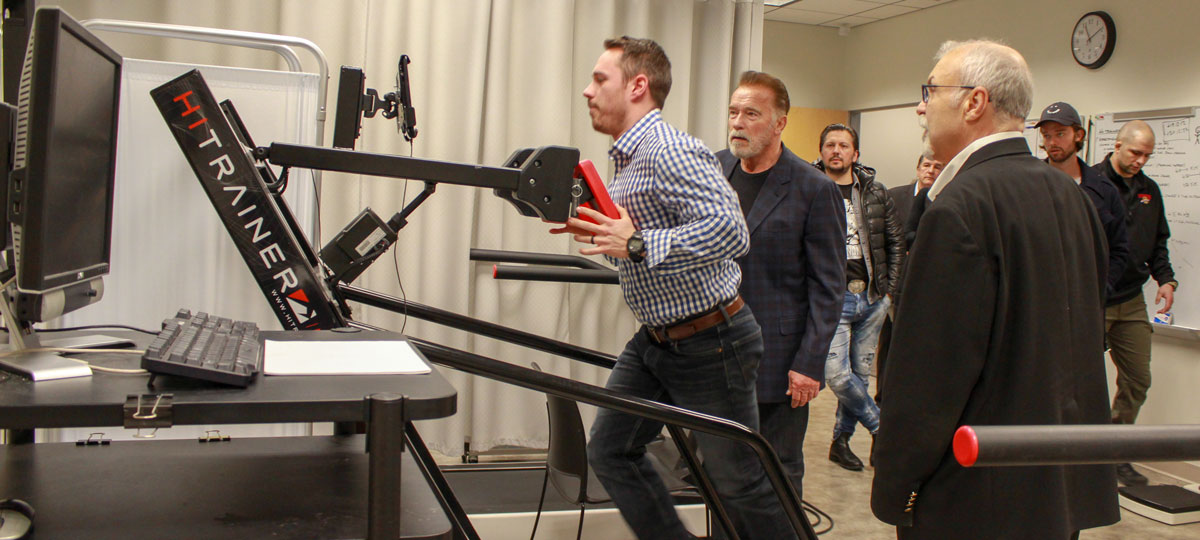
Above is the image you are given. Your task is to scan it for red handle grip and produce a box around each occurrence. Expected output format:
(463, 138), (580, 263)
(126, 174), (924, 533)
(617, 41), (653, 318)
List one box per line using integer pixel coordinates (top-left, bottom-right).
(575, 160), (618, 223)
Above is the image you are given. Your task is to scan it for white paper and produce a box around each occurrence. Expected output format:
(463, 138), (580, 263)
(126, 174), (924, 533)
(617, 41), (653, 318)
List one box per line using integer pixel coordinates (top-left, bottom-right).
(263, 339), (431, 376)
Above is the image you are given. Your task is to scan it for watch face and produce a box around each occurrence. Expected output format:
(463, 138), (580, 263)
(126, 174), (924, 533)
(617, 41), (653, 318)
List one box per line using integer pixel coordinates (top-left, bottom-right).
(1072, 12), (1115, 68)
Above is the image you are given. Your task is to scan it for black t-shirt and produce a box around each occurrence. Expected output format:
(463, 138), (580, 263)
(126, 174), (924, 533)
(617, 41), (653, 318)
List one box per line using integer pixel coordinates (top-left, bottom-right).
(728, 165), (770, 217)
(838, 182), (870, 284)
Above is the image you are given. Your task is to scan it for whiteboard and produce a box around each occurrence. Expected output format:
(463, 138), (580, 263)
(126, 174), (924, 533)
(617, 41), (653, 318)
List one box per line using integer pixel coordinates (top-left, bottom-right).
(1090, 108), (1200, 329)
(858, 106), (924, 190)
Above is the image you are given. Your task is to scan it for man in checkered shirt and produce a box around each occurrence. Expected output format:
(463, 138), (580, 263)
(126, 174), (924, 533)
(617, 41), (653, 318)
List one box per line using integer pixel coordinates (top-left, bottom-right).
(551, 36), (796, 540)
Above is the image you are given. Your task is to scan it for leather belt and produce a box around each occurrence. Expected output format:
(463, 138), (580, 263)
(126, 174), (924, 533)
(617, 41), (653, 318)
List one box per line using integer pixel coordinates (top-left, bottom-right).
(646, 296), (745, 343)
(848, 279), (867, 294)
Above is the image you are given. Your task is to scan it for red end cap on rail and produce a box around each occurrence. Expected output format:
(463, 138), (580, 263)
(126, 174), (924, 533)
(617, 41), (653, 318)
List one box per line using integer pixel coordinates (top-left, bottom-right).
(954, 425), (979, 467)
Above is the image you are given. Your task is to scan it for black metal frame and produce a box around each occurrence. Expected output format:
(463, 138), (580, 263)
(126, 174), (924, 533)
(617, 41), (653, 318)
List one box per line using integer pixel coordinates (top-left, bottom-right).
(341, 285), (818, 540)
(151, 69), (817, 539)
(470, 248), (619, 285)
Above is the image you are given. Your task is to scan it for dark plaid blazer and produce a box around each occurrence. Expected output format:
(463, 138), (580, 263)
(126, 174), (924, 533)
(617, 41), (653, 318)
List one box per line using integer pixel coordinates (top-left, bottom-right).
(717, 144), (845, 402)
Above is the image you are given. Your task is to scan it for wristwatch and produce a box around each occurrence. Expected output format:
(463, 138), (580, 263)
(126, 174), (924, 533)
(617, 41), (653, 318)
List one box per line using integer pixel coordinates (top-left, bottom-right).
(1166, 280), (1179, 291)
(626, 230), (646, 263)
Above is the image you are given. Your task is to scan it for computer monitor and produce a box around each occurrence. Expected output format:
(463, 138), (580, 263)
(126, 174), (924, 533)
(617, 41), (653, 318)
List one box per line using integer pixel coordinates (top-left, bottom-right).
(0, 7), (123, 379)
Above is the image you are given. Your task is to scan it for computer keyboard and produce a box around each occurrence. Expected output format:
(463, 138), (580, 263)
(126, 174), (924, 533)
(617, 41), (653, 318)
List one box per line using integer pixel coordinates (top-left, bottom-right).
(141, 309), (263, 387)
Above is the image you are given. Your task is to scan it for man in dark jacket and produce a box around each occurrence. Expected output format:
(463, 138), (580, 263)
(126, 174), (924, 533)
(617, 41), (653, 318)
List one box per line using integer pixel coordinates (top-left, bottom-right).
(1035, 101), (1129, 300)
(888, 154), (943, 239)
(813, 123), (904, 471)
(716, 71), (845, 499)
(1094, 119), (1177, 486)
(876, 153), (943, 405)
(872, 39), (1119, 539)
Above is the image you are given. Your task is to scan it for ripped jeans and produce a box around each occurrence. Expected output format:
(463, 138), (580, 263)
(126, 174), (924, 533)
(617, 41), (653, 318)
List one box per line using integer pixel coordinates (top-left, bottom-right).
(825, 292), (888, 437)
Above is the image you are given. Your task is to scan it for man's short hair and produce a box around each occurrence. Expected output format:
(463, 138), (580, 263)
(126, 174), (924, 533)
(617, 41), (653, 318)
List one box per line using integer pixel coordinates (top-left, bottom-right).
(935, 39), (1033, 124)
(1116, 120), (1155, 145)
(737, 71), (790, 118)
(820, 123), (859, 152)
(917, 153), (934, 166)
(603, 36), (672, 108)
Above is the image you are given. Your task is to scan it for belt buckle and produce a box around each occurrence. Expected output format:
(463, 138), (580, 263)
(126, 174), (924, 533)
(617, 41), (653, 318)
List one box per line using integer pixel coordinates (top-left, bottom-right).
(646, 326), (666, 344)
(848, 280), (866, 294)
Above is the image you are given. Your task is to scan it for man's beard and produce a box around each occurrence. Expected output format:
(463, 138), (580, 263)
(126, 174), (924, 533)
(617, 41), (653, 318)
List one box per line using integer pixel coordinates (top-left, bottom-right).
(1046, 146), (1075, 164)
(919, 117), (935, 160)
(825, 160), (851, 175)
(729, 130), (766, 160)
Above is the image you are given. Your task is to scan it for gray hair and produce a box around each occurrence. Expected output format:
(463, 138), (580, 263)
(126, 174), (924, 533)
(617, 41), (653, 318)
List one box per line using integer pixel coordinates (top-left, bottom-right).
(935, 39), (1033, 124)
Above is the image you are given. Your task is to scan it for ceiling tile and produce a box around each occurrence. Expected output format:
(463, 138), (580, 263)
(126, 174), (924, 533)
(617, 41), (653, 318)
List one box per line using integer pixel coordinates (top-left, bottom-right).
(765, 8), (844, 25)
(895, 0), (954, 8)
(794, 0), (884, 16)
(820, 15), (881, 28)
(858, 4), (918, 18)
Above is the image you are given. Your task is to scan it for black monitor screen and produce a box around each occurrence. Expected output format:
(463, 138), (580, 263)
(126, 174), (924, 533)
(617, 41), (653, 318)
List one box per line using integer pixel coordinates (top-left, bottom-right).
(11, 7), (121, 295)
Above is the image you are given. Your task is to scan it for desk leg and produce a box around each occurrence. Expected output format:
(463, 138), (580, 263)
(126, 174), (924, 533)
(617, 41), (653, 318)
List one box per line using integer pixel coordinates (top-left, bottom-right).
(367, 393), (406, 540)
(406, 423), (481, 540)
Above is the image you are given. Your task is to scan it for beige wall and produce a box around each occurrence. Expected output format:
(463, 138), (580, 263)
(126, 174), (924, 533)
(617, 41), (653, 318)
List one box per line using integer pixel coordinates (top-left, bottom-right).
(841, 0), (1200, 114)
(766, 0), (1200, 427)
(762, 21), (845, 111)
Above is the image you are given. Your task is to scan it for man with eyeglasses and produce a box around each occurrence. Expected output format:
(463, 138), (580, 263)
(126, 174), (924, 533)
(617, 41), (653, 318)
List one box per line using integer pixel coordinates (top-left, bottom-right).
(812, 123), (904, 472)
(1093, 120), (1176, 487)
(871, 40), (1119, 540)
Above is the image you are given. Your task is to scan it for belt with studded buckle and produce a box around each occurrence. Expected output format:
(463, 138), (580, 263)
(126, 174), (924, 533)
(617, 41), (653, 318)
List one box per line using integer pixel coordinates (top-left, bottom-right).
(848, 279), (867, 294)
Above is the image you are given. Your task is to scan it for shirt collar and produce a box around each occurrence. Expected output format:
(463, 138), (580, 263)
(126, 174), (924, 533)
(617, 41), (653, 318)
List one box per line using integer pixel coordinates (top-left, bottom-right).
(927, 131), (1024, 201)
(609, 109), (662, 165)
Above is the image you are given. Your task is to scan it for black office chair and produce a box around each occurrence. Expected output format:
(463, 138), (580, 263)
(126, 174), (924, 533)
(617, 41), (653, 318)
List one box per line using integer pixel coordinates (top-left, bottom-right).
(529, 362), (701, 540)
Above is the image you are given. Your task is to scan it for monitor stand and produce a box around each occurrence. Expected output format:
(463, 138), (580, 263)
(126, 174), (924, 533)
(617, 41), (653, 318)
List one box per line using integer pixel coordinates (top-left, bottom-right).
(0, 280), (125, 380)
(0, 333), (134, 380)
(0, 349), (93, 380)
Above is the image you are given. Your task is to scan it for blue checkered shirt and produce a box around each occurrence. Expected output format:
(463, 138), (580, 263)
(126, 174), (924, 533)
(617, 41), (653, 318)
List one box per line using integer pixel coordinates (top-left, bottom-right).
(607, 110), (749, 326)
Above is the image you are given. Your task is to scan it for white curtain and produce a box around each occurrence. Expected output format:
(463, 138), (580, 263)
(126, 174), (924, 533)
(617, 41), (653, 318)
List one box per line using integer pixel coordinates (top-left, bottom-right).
(54, 0), (762, 455)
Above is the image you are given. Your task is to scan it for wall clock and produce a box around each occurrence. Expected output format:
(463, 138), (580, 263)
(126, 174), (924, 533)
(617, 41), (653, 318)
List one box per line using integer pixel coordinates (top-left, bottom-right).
(1072, 11), (1116, 69)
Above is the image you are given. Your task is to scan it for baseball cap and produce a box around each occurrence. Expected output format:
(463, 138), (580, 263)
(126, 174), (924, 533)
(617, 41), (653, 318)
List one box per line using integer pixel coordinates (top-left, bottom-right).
(1035, 102), (1083, 128)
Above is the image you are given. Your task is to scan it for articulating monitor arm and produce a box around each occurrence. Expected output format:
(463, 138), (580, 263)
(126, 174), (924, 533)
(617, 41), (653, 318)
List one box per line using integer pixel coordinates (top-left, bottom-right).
(256, 142), (607, 224)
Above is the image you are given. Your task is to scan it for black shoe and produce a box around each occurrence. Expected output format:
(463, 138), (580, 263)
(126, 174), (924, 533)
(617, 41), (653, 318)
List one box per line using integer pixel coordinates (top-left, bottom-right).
(829, 433), (864, 471)
(1116, 463), (1148, 486)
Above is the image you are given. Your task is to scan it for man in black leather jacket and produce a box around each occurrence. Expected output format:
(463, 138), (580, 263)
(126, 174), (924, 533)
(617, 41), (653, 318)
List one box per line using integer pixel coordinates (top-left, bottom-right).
(813, 123), (904, 471)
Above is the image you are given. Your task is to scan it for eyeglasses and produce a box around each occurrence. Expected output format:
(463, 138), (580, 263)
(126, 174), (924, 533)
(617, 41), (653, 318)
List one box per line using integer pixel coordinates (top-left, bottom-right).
(921, 84), (976, 103)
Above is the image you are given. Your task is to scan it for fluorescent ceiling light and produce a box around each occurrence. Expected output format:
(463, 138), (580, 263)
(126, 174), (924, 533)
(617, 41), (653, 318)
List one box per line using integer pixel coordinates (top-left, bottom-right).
(764, 1), (799, 6)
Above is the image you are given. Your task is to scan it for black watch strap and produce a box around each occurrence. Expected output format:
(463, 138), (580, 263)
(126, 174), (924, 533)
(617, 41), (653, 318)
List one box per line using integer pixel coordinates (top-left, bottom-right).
(626, 230), (646, 263)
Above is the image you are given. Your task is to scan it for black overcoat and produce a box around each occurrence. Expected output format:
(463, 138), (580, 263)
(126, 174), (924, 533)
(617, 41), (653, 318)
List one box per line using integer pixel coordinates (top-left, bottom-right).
(871, 137), (1120, 539)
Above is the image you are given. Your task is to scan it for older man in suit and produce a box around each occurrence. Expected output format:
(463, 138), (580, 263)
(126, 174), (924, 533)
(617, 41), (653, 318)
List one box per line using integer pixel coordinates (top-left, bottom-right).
(889, 154), (943, 240)
(875, 153), (943, 405)
(871, 40), (1119, 539)
(716, 71), (845, 499)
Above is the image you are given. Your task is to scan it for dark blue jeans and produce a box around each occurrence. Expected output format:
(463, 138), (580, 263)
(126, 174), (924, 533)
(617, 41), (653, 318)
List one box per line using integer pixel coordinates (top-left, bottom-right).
(586, 306), (798, 540)
(759, 400), (810, 501)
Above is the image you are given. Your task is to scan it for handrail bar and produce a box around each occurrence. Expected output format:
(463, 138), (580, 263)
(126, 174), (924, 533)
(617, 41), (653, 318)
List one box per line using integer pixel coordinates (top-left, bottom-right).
(339, 284), (617, 370)
(407, 336), (818, 539)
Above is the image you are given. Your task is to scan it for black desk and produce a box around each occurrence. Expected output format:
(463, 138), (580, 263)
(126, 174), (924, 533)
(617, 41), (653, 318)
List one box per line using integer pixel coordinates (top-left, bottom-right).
(0, 329), (464, 539)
